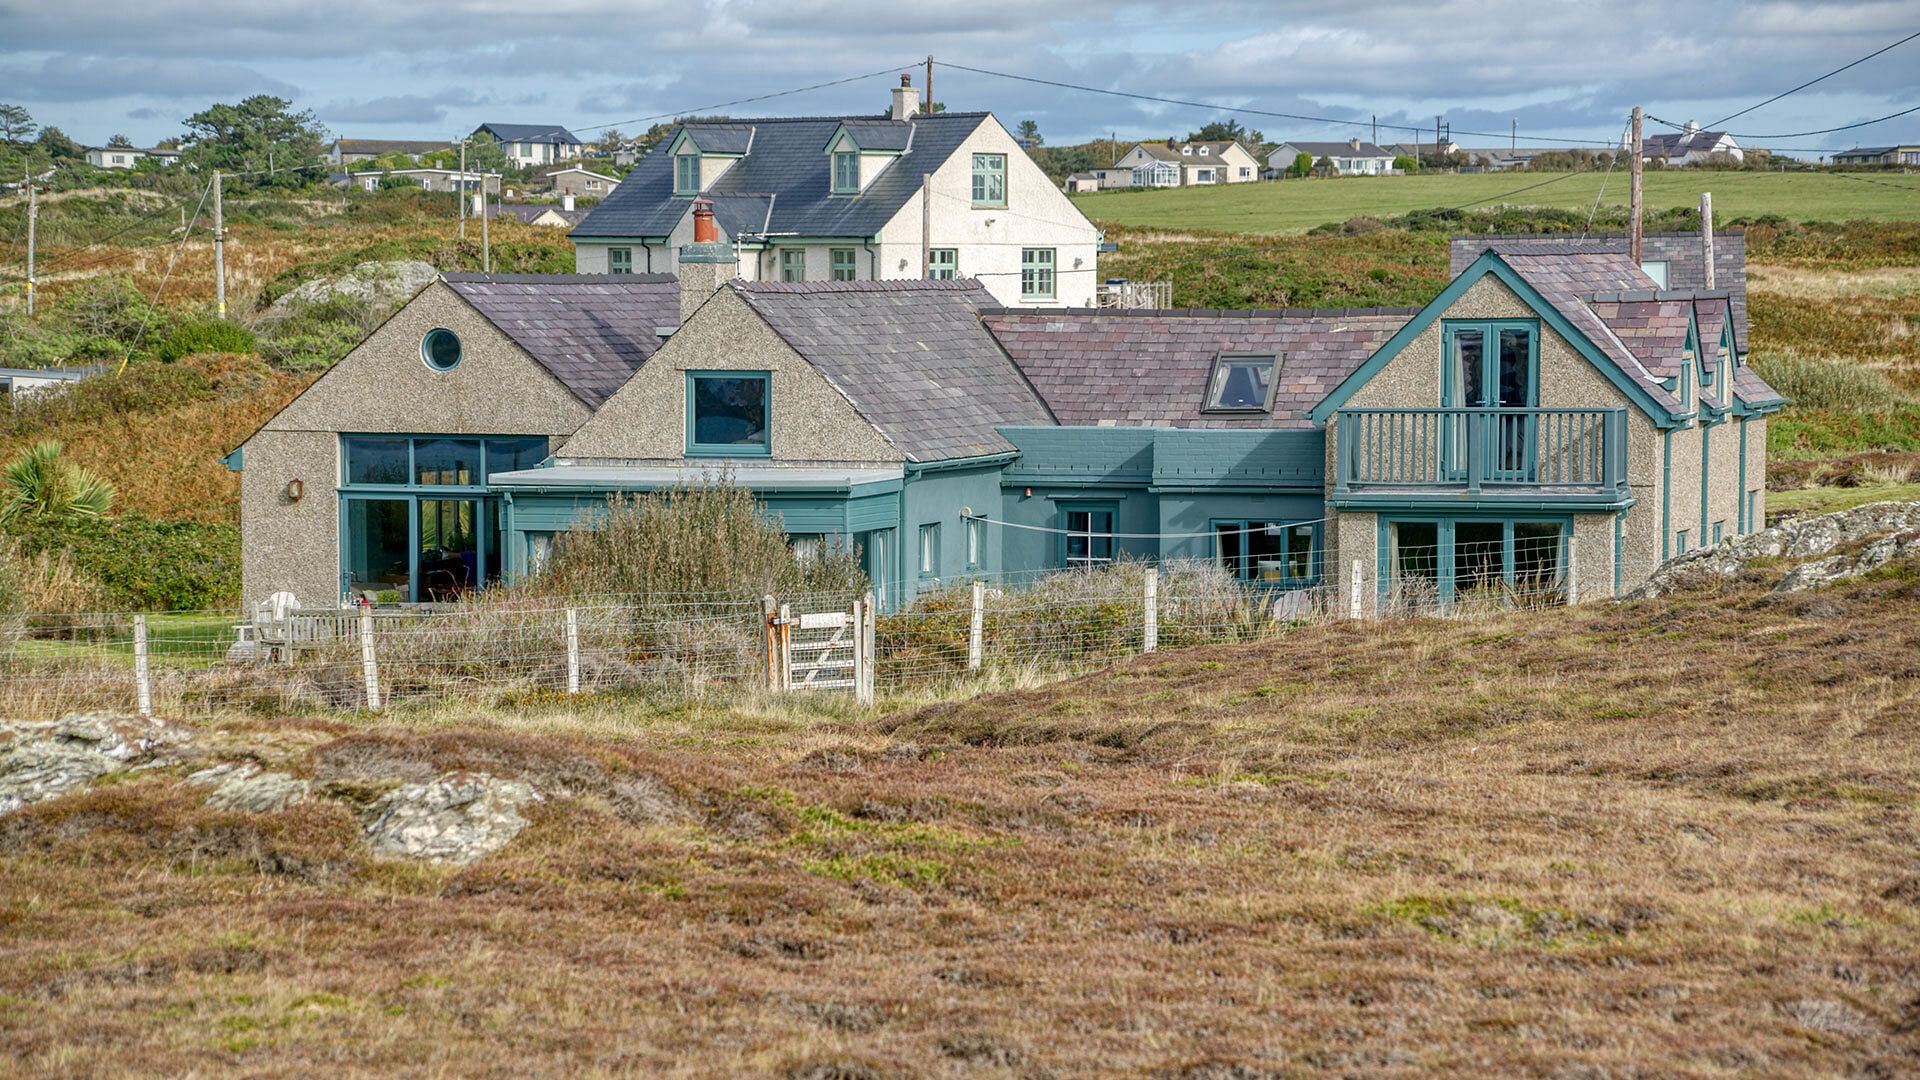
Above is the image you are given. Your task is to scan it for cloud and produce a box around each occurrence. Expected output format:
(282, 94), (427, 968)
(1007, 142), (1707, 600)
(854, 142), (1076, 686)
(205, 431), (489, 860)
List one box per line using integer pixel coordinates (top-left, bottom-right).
(0, 53), (297, 103)
(317, 91), (477, 126)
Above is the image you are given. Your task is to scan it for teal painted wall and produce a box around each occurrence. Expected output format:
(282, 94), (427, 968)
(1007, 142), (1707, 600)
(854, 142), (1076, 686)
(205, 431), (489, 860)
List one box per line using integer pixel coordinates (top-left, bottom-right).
(900, 462), (1007, 598)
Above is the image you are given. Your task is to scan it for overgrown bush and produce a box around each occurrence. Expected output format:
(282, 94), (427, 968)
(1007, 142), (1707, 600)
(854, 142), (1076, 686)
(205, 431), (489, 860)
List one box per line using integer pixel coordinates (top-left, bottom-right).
(253, 294), (383, 370)
(527, 482), (869, 604)
(1749, 351), (1904, 413)
(4, 513), (239, 610)
(0, 538), (24, 650)
(156, 318), (257, 363)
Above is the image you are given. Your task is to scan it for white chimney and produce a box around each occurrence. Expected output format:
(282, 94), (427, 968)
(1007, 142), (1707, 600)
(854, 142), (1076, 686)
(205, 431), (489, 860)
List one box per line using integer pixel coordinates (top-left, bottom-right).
(891, 73), (919, 121)
(562, 193), (575, 211)
(1683, 119), (1700, 136)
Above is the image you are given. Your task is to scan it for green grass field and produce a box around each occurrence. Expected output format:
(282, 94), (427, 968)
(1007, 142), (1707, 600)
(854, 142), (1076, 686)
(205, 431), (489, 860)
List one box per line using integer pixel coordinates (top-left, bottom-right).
(1074, 170), (1920, 234)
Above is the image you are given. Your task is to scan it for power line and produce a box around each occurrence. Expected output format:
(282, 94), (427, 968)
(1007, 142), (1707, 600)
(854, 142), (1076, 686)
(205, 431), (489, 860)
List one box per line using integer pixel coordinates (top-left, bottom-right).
(1717, 103), (1920, 140)
(933, 59), (1621, 147)
(1707, 29), (1920, 129)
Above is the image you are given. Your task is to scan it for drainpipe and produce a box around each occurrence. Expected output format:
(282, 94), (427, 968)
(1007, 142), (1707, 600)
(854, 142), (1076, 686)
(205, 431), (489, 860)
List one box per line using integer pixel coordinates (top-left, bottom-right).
(1660, 429), (1672, 560)
(865, 242), (879, 282)
(1737, 418), (1749, 532)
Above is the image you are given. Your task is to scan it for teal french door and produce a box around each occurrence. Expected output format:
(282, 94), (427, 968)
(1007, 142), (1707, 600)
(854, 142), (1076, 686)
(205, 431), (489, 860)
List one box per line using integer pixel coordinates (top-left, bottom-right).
(1443, 321), (1539, 484)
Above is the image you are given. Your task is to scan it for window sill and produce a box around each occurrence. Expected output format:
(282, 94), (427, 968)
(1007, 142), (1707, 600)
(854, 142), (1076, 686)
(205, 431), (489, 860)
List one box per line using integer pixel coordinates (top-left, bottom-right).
(972, 202), (1008, 210)
(685, 447), (771, 458)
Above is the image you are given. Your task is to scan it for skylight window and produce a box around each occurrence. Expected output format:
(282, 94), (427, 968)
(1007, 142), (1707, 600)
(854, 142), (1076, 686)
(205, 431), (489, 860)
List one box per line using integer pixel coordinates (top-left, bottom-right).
(1203, 354), (1277, 412)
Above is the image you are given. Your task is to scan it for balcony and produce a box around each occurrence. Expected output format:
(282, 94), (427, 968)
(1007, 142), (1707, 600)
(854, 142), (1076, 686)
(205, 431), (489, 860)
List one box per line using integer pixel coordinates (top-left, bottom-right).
(1333, 407), (1630, 508)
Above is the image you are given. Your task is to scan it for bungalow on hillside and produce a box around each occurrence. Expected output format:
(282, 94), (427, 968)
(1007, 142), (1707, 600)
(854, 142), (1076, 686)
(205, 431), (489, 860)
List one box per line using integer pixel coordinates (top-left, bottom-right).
(472, 123), (586, 167)
(232, 204), (1780, 614)
(536, 165), (620, 199)
(1111, 140), (1261, 186)
(84, 146), (178, 169)
(1637, 121), (1742, 165)
(569, 75), (1101, 309)
(345, 169), (503, 195)
(487, 202), (589, 229)
(1831, 144), (1920, 166)
(1267, 139), (1396, 176)
(1, 366), (102, 403)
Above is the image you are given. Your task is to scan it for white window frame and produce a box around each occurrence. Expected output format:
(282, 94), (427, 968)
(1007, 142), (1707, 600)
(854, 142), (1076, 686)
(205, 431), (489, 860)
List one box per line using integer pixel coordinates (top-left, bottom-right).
(971, 153), (1007, 207)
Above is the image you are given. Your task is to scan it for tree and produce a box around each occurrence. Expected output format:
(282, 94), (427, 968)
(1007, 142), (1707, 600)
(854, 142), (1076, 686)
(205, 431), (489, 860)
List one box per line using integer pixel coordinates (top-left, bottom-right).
(1016, 119), (1043, 146)
(106, 133), (135, 148)
(1315, 154), (1335, 177)
(1289, 152), (1313, 178)
(179, 95), (328, 189)
(596, 128), (626, 153)
(424, 137), (512, 177)
(0, 104), (34, 145)
(35, 126), (81, 160)
(1392, 154), (1418, 172)
(0, 442), (115, 526)
(1188, 118), (1259, 146)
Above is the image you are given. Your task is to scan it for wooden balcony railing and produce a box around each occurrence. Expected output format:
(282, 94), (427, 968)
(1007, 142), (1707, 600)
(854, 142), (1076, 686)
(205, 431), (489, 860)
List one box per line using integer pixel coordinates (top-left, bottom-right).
(1334, 407), (1628, 497)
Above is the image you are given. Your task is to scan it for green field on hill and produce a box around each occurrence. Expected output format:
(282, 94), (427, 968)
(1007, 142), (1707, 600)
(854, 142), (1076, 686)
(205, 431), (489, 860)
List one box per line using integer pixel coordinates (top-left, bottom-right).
(1074, 170), (1920, 234)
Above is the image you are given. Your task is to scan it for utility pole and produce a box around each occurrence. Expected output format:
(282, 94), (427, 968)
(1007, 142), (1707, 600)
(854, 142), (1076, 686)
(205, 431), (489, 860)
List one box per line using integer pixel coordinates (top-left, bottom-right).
(1629, 107), (1644, 265)
(24, 170), (35, 317)
(481, 184), (490, 273)
(213, 170), (227, 319)
(458, 139), (467, 240)
(1435, 115), (1442, 165)
(1511, 118), (1516, 153)
(925, 55), (934, 113)
(920, 174), (931, 279)
(1372, 115), (1377, 147)
(1700, 191), (1716, 289)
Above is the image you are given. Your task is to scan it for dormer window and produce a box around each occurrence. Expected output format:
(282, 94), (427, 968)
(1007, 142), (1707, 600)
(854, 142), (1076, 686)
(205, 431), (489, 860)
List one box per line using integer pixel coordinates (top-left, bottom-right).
(971, 154), (1006, 207)
(1181, 146), (1192, 156)
(1204, 354), (1278, 412)
(674, 154), (699, 195)
(832, 151), (859, 194)
(1198, 146), (1210, 156)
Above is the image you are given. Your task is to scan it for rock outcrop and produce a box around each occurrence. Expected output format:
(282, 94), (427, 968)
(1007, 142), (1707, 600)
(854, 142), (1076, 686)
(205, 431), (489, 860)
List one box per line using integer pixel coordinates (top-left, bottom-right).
(1626, 501), (1920, 600)
(361, 773), (539, 865)
(0, 713), (192, 813)
(186, 763), (313, 814)
(267, 259), (437, 315)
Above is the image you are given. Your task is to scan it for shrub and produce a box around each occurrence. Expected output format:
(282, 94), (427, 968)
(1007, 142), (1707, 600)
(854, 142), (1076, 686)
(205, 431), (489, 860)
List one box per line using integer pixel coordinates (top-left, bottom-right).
(156, 318), (257, 363)
(526, 481), (869, 605)
(1748, 351), (1904, 413)
(4, 513), (239, 610)
(0, 538), (23, 649)
(0, 441), (115, 525)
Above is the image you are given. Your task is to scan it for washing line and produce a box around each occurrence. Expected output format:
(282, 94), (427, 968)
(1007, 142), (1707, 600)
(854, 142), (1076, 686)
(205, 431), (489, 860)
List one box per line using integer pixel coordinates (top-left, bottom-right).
(961, 513), (1330, 540)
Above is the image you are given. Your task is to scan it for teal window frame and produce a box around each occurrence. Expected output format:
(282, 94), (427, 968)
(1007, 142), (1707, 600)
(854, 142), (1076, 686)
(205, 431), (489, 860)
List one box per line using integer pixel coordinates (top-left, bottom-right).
(971, 153), (1007, 206)
(420, 327), (463, 372)
(1375, 513), (1572, 607)
(608, 247), (633, 274)
(1058, 502), (1117, 569)
(964, 517), (983, 571)
(780, 248), (806, 282)
(1677, 528), (1689, 553)
(336, 434), (548, 603)
(832, 151), (860, 194)
(1020, 247), (1056, 300)
(673, 154), (699, 195)
(928, 248), (958, 280)
(1711, 520), (1723, 545)
(917, 522), (940, 579)
(1440, 319), (1540, 408)
(1211, 519), (1320, 588)
(685, 370), (772, 457)
(829, 248), (857, 282)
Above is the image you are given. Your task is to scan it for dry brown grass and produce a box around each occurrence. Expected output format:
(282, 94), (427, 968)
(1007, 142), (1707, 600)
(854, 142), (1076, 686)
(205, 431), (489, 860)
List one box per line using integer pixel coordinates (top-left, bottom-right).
(3, 564), (1919, 1077)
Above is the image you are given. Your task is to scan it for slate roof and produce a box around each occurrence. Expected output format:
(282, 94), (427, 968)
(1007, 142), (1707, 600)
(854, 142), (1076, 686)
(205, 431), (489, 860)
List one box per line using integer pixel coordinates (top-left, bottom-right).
(1450, 232), (1750, 353)
(679, 125), (754, 154)
(835, 121), (913, 151)
(476, 123), (583, 145)
(1589, 297), (1696, 379)
(574, 112), (1001, 241)
(1131, 141), (1253, 163)
(983, 308), (1416, 429)
(1274, 141), (1394, 158)
(485, 204), (589, 227)
(732, 279), (1054, 462)
(1642, 129), (1734, 159)
(443, 273), (678, 408)
(1497, 252), (1683, 413)
(334, 138), (452, 156)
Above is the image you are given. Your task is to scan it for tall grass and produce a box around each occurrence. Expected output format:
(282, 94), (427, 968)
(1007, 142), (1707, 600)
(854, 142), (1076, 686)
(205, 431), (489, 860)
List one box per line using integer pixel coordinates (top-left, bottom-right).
(1748, 350), (1906, 412)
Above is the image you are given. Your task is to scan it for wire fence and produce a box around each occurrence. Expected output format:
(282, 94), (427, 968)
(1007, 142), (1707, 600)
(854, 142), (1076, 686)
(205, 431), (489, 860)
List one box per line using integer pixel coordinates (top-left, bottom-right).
(0, 544), (1585, 721)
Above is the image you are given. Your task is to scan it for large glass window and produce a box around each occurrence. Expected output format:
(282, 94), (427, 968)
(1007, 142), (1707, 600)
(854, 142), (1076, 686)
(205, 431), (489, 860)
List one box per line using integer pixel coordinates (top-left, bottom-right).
(687, 372), (771, 455)
(484, 436), (548, 478)
(830, 248), (857, 282)
(419, 498), (480, 601)
(1215, 520), (1317, 585)
(928, 248), (958, 280)
(1062, 505), (1115, 568)
(343, 436), (410, 485)
(832, 151), (860, 193)
(414, 438), (482, 486)
(344, 498), (411, 601)
(971, 153), (1007, 206)
(780, 249), (806, 282)
(1020, 248), (1055, 300)
(1204, 354), (1276, 412)
(1384, 517), (1566, 610)
(674, 154), (699, 194)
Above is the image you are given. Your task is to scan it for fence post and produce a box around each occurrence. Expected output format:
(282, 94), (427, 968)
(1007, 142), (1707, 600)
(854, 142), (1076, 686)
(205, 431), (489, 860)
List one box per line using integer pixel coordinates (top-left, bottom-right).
(777, 603), (793, 692)
(1142, 566), (1159, 653)
(762, 595), (778, 690)
(968, 581), (984, 671)
(1349, 559), (1364, 620)
(359, 608), (382, 711)
(858, 591), (877, 706)
(1567, 541), (1579, 606)
(565, 607), (581, 694)
(132, 614), (152, 719)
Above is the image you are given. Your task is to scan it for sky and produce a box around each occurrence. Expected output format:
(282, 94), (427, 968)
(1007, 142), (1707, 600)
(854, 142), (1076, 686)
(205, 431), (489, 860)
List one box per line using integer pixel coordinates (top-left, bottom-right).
(1, 1), (1916, 158)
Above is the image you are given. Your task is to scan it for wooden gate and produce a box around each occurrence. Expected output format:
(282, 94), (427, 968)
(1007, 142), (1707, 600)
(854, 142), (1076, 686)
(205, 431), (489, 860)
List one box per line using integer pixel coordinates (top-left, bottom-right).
(765, 595), (875, 704)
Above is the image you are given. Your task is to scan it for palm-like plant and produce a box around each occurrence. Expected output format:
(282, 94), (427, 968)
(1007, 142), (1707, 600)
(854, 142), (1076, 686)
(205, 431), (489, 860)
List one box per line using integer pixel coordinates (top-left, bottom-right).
(0, 441), (115, 525)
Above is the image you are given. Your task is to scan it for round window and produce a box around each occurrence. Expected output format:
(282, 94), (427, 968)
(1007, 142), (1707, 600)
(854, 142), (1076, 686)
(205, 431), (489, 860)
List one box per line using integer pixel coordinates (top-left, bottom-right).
(420, 327), (462, 371)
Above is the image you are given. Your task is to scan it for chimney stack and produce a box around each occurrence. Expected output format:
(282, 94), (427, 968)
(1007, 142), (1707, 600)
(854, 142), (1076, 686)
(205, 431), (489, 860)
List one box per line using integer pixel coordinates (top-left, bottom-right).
(891, 74), (919, 121)
(1683, 119), (1700, 136)
(562, 192), (575, 212)
(1349, 138), (1362, 151)
(678, 198), (733, 324)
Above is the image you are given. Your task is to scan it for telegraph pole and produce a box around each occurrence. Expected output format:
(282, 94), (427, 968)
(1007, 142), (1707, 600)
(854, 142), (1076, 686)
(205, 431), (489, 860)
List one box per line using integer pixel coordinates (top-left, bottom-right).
(1629, 107), (1644, 265)
(480, 184), (490, 273)
(1435, 115), (1442, 164)
(1701, 191), (1716, 289)
(24, 170), (35, 317)
(925, 55), (934, 112)
(920, 174), (931, 278)
(212, 170), (227, 319)
(1511, 118), (1516, 152)
(458, 139), (467, 240)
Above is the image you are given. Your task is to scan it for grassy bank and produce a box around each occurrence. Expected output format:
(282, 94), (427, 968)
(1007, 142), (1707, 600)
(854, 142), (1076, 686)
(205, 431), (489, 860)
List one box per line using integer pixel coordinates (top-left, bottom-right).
(2, 561), (1918, 1075)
